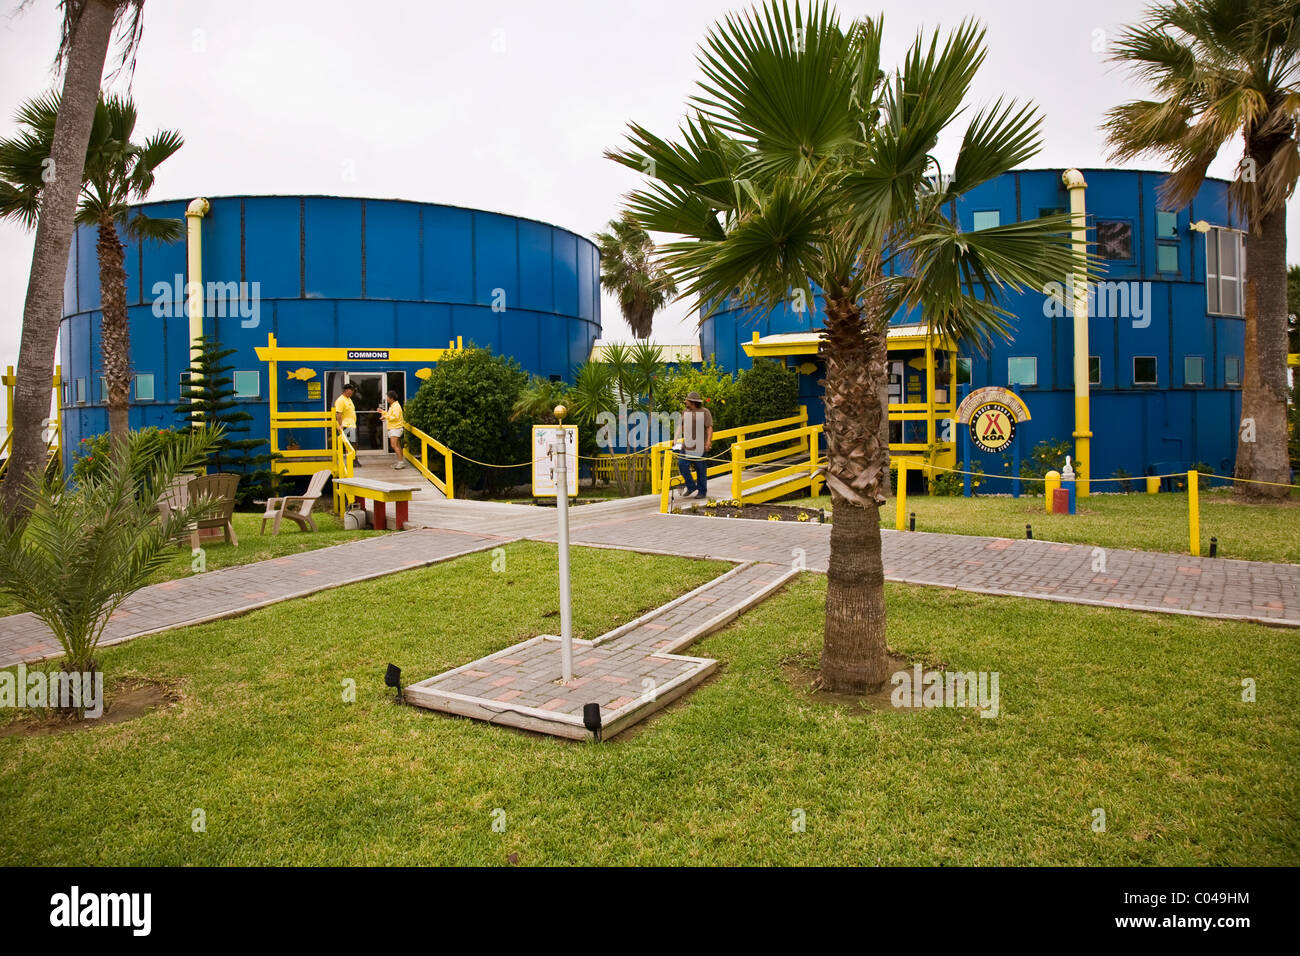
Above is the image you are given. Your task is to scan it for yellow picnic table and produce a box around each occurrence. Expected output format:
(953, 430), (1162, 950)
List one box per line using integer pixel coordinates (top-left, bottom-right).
(334, 476), (419, 530)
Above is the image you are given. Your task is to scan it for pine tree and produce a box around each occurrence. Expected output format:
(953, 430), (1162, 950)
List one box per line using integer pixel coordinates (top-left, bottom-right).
(175, 335), (275, 503)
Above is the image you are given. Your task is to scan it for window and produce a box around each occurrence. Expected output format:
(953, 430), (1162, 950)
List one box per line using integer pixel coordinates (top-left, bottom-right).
(1096, 220), (1133, 261)
(1225, 355), (1241, 386)
(1155, 210), (1179, 239)
(1157, 243), (1179, 273)
(61, 383), (69, 406)
(1184, 356), (1205, 386)
(1206, 227), (1245, 317)
(1133, 356), (1157, 385)
(1089, 356), (1101, 385)
(956, 357), (972, 386)
(75, 378), (87, 405)
(98, 376), (107, 403)
(134, 373), (155, 401)
(1040, 206), (1066, 218)
(1008, 356), (1037, 387)
(972, 210), (1000, 231)
(233, 370), (260, 398)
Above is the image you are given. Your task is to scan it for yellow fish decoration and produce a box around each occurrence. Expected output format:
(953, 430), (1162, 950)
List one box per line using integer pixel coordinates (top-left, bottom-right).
(415, 368), (433, 380)
(286, 367), (317, 381)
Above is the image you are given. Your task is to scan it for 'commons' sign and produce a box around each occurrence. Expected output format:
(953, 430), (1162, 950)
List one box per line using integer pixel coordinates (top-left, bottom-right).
(346, 349), (389, 360)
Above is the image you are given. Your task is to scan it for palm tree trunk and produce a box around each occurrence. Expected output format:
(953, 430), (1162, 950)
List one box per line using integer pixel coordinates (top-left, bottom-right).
(97, 217), (131, 449)
(1, 0), (115, 521)
(1235, 204), (1291, 500)
(819, 291), (891, 694)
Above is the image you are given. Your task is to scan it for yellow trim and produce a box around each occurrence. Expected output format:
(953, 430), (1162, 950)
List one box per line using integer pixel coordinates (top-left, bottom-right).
(1289, 353), (1299, 367)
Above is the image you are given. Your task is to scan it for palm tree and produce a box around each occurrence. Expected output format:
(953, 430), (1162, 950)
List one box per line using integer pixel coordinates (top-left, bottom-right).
(0, 93), (184, 447)
(595, 211), (678, 338)
(2, 0), (149, 521)
(1103, 0), (1300, 500)
(608, 1), (1085, 693)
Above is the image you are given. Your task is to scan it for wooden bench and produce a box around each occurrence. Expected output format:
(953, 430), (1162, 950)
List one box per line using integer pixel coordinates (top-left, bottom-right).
(334, 477), (421, 530)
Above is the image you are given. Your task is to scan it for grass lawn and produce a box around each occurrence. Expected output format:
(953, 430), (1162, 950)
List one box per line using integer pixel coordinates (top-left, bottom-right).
(797, 488), (1300, 564)
(0, 512), (381, 618)
(1, 542), (1295, 866)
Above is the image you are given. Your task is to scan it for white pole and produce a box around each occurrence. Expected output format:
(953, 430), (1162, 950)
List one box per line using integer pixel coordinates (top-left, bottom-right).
(554, 428), (574, 682)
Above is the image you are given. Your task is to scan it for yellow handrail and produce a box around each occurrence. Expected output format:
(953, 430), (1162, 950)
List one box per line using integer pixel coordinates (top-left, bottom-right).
(402, 423), (455, 499)
(650, 407), (809, 494)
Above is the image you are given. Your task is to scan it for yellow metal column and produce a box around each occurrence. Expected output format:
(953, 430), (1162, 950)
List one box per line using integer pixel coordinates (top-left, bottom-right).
(185, 198), (210, 420)
(1188, 470), (1200, 556)
(925, 332), (936, 448)
(1063, 170), (1091, 497)
(265, 333), (279, 458)
(895, 459), (908, 530)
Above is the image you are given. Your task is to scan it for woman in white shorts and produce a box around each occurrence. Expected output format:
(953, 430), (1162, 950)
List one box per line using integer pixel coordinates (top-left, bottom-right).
(383, 390), (406, 468)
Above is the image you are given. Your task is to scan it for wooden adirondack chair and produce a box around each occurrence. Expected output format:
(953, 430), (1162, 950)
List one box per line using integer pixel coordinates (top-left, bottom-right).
(261, 469), (330, 535)
(186, 473), (241, 549)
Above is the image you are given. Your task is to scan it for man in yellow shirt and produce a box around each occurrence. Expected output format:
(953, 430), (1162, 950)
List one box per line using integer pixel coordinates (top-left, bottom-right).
(382, 389), (406, 468)
(334, 382), (358, 444)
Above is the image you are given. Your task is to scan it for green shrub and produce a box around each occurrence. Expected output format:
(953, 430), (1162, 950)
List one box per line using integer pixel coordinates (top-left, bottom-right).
(72, 426), (202, 490)
(1018, 437), (1074, 495)
(402, 346), (529, 494)
(732, 358), (799, 427)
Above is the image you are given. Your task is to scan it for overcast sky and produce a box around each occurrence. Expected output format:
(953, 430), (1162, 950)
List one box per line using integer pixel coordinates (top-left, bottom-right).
(1, 0), (1296, 403)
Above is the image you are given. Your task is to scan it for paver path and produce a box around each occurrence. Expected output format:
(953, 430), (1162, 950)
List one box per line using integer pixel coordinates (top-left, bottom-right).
(0, 529), (503, 669)
(406, 495), (1300, 627)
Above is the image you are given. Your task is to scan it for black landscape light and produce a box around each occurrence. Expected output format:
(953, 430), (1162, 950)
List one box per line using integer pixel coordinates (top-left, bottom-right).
(1209, 536), (1218, 558)
(583, 703), (602, 742)
(909, 512), (915, 532)
(1026, 524), (1033, 539)
(384, 663), (403, 703)
(819, 508), (827, 524)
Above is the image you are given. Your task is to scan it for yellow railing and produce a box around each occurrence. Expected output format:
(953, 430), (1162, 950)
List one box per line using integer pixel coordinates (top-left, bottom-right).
(269, 412), (355, 515)
(2, 364), (62, 481)
(402, 424), (455, 499)
(592, 452), (653, 484)
(650, 407), (809, 496)
(655, 408), (823, 513)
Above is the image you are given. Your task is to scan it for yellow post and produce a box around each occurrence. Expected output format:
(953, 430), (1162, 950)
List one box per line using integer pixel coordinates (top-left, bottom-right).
(660, 448), (673, 513)
(1044, 470), (1060, 513)
(265, 333), (279, 457)
(1063, 170), (1091, 498)
(185, 198), (210, 419)
(925, 331), (936, 447)
(731, 439), (743, 501)
(1146, 476), (1160, 494)
(444, 446), (454, 499)
(808, 429), (818, 496)
(895, 458), (908, 530)
(1188, 470), (1200, 556)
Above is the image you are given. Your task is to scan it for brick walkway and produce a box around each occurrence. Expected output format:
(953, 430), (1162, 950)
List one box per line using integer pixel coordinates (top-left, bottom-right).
(405, 561), (795, 740)
(516, 510), (1298, 627)
(0, 529), (504, 669)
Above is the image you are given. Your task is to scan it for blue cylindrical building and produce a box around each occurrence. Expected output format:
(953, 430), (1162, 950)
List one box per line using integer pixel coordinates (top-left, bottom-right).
(58, 195), (601, 457)
(702, 168), (1246, 483)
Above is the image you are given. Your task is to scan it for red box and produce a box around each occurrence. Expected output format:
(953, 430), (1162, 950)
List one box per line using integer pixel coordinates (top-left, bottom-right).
(1051, 488), (1070, 514)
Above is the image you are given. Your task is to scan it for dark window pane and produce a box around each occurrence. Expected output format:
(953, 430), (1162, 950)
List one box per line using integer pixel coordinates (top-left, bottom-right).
(1134, 356), (1157, 385)
(1096, 220), (1133, 260)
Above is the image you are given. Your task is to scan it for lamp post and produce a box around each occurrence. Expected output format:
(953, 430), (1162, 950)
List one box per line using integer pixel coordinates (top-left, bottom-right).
(1063, 170), (1091, 498)
(553, 405), (574, 682)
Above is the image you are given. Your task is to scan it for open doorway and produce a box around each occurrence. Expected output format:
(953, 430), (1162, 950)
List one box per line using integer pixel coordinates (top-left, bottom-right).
(324, 371), (406, 453)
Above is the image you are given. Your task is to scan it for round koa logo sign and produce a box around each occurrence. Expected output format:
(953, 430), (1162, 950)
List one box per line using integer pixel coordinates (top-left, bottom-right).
(969, 402), (1016, 453)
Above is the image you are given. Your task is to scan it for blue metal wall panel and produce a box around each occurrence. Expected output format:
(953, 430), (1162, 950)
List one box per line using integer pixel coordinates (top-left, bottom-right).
(365, 200), (421, 300)
(472, 212), (518, 310)
(517, 220), (554, 313)
(75, 225), (100, 312)
(304, 197), (362, 299)
(553, 231), (578, 317)
(395, 301), (451, 348)
(242, 196), (301, 299)
(578, 242), (597, 322)
(422, 205), (473, 303)
(337, 300), (398, 347)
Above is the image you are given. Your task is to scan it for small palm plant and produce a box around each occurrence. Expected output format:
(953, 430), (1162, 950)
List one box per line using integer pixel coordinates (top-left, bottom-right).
(0, 426), (220, 691)
(0, 92), (184, 448)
